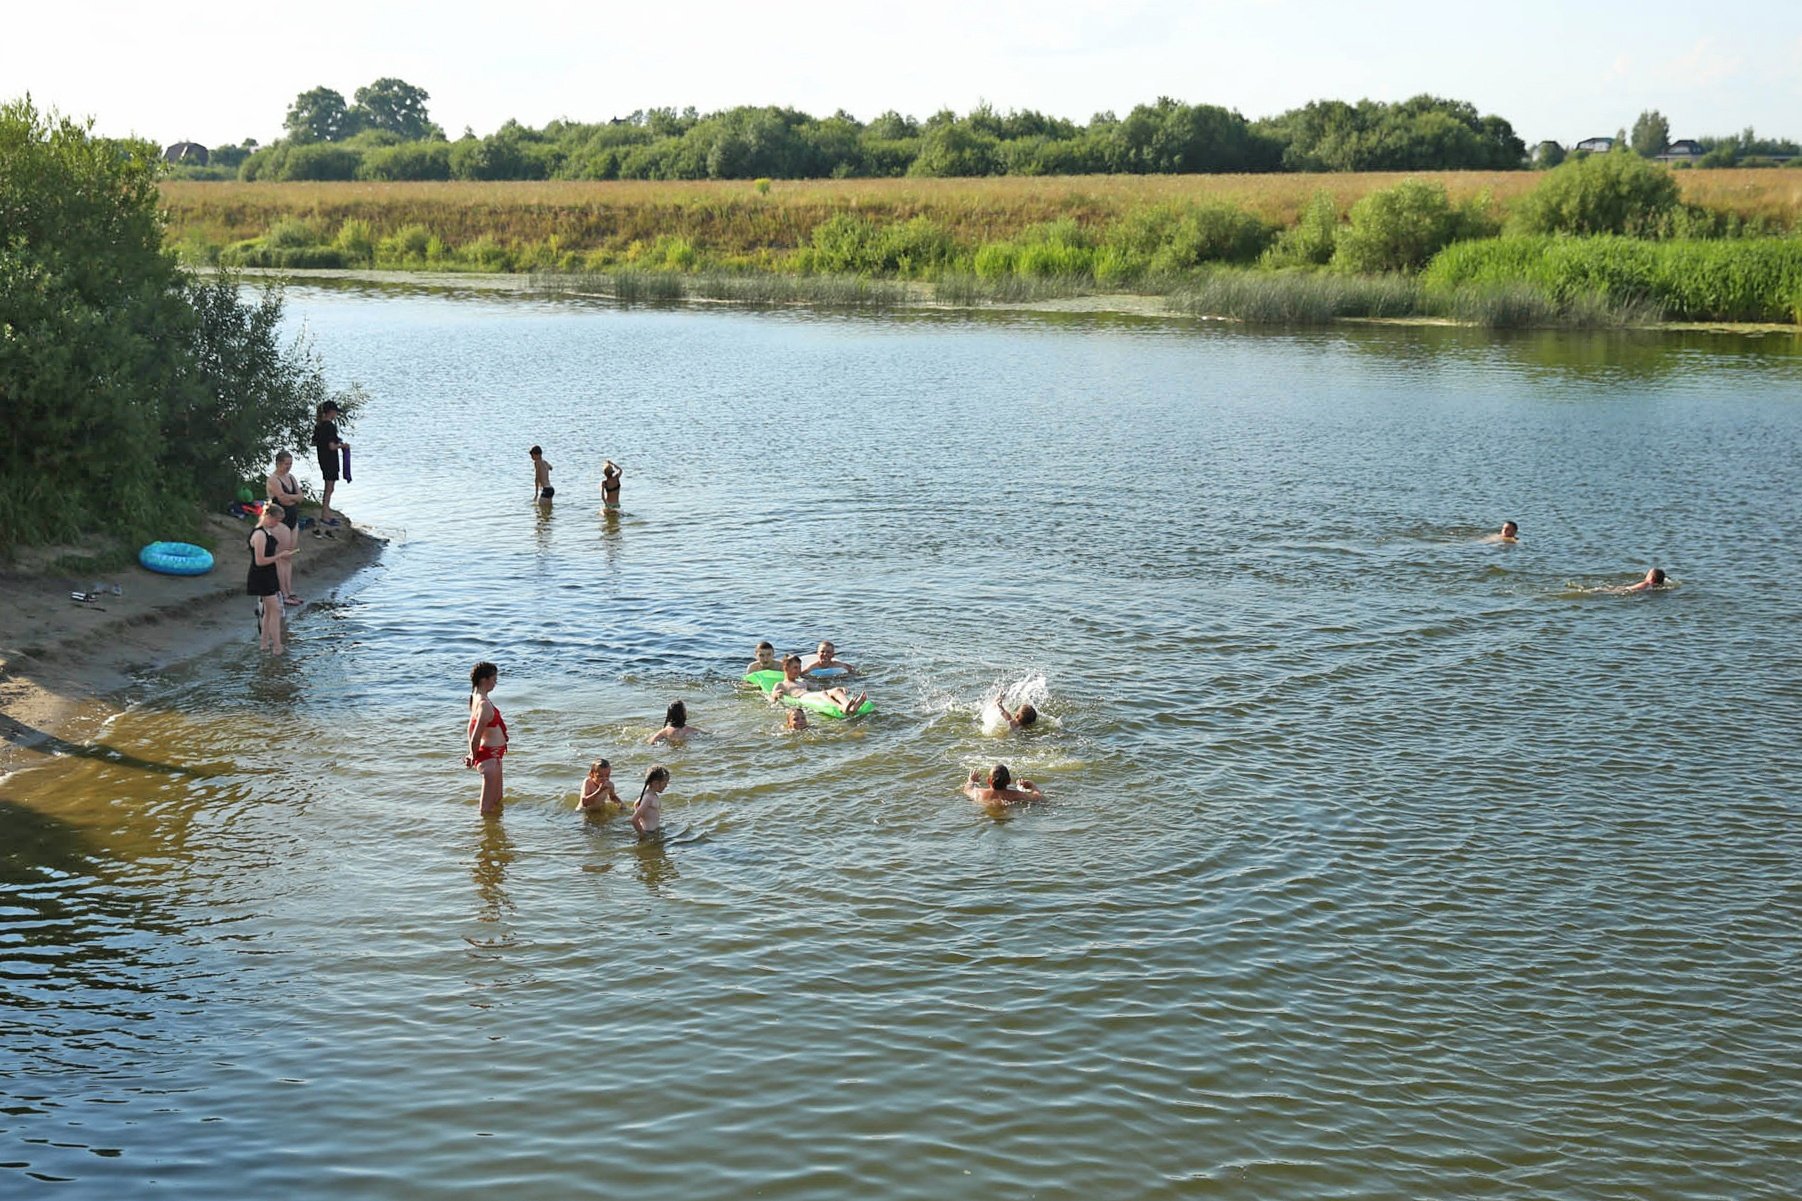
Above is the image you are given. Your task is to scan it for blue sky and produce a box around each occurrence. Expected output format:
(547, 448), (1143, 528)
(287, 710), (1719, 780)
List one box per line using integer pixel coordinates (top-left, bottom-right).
(6, 0), (1798, 149)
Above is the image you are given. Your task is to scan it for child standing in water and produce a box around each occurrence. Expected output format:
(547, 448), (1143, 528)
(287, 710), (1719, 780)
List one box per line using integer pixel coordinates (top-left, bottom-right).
(579, 759), (621, 810)
(530, 445), (554, 500)
(601, 460), (621, 507)
(633, 766), (670, 836)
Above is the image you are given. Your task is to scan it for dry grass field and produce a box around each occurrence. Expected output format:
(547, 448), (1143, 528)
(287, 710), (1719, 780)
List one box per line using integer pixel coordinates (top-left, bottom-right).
(160, 170), (1802, 257)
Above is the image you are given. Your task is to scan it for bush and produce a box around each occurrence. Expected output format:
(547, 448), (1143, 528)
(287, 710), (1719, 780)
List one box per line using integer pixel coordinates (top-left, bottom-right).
(1261, 191), (1340, 268)
(334, 218), (375, 263)
(357, 141), (452, 181)
(1511, 152), (1681, 236)
(377, 223), (434, 265)
(1332, 178), (1496, 273)
(0, 98), (359, 551)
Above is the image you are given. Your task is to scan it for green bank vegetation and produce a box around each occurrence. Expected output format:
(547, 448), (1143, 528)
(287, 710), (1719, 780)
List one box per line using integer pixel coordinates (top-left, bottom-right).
(0, 98), (360, 555)
(175, 151), (1802, 326)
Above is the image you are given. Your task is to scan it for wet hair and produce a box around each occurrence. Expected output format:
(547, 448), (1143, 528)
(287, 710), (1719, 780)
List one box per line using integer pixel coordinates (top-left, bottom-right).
(470, 661), (498, 693)
(1016, 704), (1038, 727)
(664, 700), (687, 728)
(783, 654), (803, 668)
(1649, 568), (1666, 585)
(989, 764), (1012, 790)
(275, 450), (292, 465)
(756, 640), (774, 652)
(588, 759), (610, 778)
(1502, 521), (1518, 534)
(529, 445), (543, 456)
(639, 765), (670, 801)
(785, 708), (807, 729)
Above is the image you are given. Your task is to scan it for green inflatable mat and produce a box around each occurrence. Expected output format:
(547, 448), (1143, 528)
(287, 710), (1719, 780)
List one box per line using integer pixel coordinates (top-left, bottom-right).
(744, 670), (875, 719)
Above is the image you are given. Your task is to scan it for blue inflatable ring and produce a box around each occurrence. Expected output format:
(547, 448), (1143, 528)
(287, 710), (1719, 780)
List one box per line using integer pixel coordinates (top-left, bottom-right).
(138, 541), (215, 576)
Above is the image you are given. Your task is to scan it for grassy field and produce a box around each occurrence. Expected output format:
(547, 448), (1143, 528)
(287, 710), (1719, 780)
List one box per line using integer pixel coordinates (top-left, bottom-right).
(159, 170), (1802, 258)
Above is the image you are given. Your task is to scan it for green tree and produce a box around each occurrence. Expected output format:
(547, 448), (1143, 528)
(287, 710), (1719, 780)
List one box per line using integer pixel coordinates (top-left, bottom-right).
(1631, 110), (1670, 157)
(0, 96), (360, 551)
(284, 86), (350, 143)
(1532, 140), (1567, 169)
(350, 78), (439, 141)
(1332, 178), (1495, 273)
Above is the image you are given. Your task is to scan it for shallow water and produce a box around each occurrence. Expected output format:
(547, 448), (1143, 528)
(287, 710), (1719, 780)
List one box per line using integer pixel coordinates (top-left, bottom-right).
(5, 292), (1800, 1198)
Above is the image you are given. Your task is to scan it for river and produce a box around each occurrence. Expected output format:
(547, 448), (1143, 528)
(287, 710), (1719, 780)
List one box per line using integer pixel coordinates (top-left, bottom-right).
(4, 288), (1799, 1198)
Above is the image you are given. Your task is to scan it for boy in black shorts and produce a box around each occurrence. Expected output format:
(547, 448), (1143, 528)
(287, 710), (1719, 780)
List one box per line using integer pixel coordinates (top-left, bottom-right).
(312, 400), (349, 535)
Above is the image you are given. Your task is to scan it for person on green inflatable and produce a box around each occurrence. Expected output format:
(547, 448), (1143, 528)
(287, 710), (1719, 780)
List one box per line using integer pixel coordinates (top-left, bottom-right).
(771, 655), (866, 718)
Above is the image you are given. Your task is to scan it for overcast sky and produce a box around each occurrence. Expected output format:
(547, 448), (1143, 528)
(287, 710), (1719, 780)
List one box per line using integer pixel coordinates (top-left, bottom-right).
(6, 0), (1799, 149)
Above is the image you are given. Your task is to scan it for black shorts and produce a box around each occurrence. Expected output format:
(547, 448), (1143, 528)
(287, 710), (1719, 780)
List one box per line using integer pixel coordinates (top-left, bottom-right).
(538, 486), (555, 499)
(317, 448), (339, 482)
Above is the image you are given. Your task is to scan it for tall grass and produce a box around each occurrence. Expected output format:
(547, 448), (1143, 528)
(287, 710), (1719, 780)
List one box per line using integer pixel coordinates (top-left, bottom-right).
(1423, 236), (1802, 322)
(1166, 271), (1420, 323)
(532, 270), (908, 308)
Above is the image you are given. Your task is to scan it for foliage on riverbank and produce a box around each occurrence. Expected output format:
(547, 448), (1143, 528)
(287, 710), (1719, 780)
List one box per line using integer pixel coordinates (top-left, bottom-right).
(0, 99), (361, 553)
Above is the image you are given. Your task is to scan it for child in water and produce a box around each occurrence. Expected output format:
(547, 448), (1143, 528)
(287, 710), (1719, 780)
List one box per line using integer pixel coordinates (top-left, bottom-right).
(649, 700), (708, 745)
(785, 708), (808, 732)
(530, 445), (554, 500)
(964, 764), (1044, 806)
(632, 766), (670, 835)
(579, 759), (621, 810)
(601, 460), (622, 507)
(746, 641), (781, 674)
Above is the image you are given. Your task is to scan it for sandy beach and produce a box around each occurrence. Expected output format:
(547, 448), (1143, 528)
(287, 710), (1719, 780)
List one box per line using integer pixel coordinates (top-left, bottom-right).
(0, 512), (382, 777)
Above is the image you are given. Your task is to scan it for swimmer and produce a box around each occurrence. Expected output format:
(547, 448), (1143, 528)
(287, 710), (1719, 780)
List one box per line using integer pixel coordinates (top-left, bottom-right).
(1615, 567), (1668, 594)
(632, 766), (670, 836)
(746, 641), (781, 674)
(771, 655), (867, 717)
(464, 661), (507, 817)
(800, 640), (858, 677)
(964, 764), (1044, 806)
(579, 759), (622, 810)
(997, 701), (1039, 730)
(785, 708), (809, 731)
(1486, 521), (1519, 543)
(530, 445), (554, 500)
(601, 460), (622, 507)
(648, 700), (709, 745)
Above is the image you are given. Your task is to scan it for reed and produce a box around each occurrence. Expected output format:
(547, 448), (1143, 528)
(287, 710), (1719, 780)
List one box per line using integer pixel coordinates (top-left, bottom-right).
(530, 270), (908, 308)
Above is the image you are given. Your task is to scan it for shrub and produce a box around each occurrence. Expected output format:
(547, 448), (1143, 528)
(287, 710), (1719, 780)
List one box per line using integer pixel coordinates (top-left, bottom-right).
(357, 141), (452, 181)
(1261, 191), (1340, 268)
(334, 218), (375, 263)
(378, 223), (434, 264)
(1333, 178), (1496, 273)
(264, 217), (318, 249)
(1511, 152), (1681, 236)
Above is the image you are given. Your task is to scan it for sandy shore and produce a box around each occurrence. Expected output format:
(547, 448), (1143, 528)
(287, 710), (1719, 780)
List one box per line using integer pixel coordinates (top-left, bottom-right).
(0, 513), (383, 776)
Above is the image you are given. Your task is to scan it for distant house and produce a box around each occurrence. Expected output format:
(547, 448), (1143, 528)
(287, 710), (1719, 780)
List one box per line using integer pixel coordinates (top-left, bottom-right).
(1657, 139), (1704, 163)
(163, 141), (209, 166)
(1574, 136), (1614, 154)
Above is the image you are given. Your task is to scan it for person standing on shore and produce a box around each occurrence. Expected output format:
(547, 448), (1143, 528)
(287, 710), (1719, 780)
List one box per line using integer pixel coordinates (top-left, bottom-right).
(265, 451), (304, 605)
(465, 661), (508, 817)
(312, 401), (349, 534)
(247, 503), (293, 655)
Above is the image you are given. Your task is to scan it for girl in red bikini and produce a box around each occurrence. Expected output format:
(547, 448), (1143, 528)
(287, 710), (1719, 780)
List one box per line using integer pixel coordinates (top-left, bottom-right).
(465, 661), (507, 816)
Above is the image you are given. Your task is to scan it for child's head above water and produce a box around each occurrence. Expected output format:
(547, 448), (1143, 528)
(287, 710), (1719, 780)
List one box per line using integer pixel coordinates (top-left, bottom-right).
(664, 700), (687, 729)
(1016, 703), (1038, 727)
(785, 708), (808, 730)
(587, 758), (610, 781)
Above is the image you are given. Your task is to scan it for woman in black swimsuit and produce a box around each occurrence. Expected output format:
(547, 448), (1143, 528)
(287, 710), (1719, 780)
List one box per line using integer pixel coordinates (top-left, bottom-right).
(248, 504), (293, 655)
(601, 460), (621, 507)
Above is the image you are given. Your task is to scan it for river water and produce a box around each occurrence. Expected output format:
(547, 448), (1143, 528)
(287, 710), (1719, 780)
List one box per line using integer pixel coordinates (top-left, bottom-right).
(4, 289), (1800, 1199)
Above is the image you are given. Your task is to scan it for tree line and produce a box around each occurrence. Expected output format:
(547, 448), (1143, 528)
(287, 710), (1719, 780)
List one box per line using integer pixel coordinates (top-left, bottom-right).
(188, 82), (1539, 182)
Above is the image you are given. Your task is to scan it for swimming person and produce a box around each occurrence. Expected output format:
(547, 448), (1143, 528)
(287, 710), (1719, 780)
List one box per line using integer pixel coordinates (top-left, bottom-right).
(247, 503), (294, 655)
(311, 400), (348, 532)
(1614, 567), (1668, 594)
(601, 460), (621, 507)
(1487, 521), (1519, 543)
(265, 451), (305, 603)
(996, 701), (1039, 730)
(771, 656), (867, 717)
(530, 445), (554, 500)
(746, 641), (782, 674)
(579, 759), (622, 810)
(785, 708), (808, 732)
(648, 700), (709, 745)
(632, 766), (670, 836)
(465, 661), (507, 817)
(963, 764), (1044, 806)
(801, 640), (858, 677)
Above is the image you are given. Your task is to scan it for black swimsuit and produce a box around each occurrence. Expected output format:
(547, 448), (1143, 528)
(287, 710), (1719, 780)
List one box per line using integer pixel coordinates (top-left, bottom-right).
(246, 529), (280, 597)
